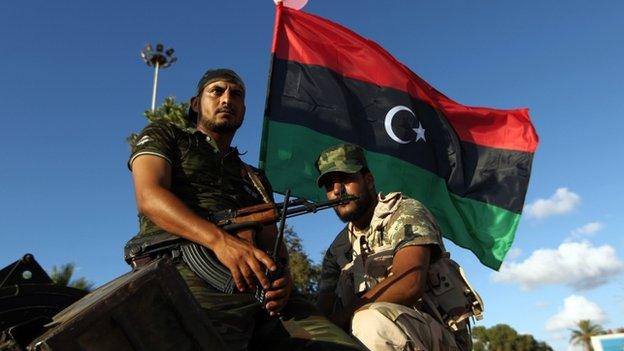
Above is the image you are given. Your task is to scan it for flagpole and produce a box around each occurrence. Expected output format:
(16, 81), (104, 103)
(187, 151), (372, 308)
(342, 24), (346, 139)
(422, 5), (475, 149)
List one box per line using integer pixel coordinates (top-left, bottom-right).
(259, 1), (284, 171)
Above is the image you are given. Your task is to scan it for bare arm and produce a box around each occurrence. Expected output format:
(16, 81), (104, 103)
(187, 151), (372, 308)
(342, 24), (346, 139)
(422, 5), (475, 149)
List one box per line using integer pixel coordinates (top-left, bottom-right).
(329, 245), (431, 329)
(131, 155), (276, 292)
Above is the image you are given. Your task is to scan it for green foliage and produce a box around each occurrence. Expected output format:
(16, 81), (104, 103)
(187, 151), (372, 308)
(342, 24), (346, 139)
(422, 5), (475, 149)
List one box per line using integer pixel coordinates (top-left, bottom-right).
(284, 225), (321, 301)
(472, 324), (553, 351)
(472, 326), (488, 351)
(49, 263), (94, 292)
(144, 96), (190, 127)
(127, 96), (190, 146)
(570, 319), (605, 351)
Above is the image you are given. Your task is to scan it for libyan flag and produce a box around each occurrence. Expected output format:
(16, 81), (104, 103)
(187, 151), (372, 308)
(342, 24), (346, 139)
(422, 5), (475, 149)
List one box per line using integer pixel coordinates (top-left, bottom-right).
(259, 5), (539, 270)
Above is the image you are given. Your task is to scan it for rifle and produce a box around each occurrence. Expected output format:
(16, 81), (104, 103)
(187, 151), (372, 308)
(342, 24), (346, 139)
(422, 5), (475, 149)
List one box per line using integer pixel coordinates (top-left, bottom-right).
(124, 190), (357, 299)
(253, 189), (291, 305)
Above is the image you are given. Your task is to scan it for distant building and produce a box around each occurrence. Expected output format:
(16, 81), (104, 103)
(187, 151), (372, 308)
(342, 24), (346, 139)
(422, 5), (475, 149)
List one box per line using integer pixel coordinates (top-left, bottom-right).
(591, 333), (624, 351)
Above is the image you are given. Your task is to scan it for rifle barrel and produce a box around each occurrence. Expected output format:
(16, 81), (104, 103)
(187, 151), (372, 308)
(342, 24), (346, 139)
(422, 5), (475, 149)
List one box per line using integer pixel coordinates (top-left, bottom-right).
(281, 195), (357, 219)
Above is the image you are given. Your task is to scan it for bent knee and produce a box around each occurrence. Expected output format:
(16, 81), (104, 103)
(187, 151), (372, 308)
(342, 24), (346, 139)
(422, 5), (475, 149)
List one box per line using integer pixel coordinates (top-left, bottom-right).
(351, 304), (412, 351)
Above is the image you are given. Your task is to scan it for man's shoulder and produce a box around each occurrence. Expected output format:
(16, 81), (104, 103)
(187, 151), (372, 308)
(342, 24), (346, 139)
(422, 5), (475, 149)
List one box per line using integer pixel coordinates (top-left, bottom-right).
(383, 193), (442, 247)
(134, 120), (186, 145)
(391, 197), (437, 228)
(142, 119), (188, 133)
(327, 226), (350, 256)
(129, 121), (190, 167)
(395, 196), (429, 215)
(376, 192), (430, 221)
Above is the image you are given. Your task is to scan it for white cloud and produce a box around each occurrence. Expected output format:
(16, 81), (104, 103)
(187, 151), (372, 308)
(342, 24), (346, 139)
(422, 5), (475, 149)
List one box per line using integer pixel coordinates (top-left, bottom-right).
(492, 241), (623, 290)
(570, 222), (604, 237)
(506, 247), (522, 260)
(524, 188), (580, 219)
(546, 295), (606, 332)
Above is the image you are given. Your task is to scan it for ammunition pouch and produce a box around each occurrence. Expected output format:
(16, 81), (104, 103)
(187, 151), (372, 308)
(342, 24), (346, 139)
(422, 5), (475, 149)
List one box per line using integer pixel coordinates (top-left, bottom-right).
(423, 253), (484, 332)
(362, 245), (394, 289)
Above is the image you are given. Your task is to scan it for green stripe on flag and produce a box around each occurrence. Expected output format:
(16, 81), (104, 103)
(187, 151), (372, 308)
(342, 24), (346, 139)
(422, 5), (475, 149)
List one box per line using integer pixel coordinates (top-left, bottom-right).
(260, 120), (519, 269)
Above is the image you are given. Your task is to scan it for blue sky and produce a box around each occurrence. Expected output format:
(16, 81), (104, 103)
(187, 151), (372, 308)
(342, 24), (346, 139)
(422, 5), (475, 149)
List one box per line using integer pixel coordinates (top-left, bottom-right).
(1, 1), (622, 349)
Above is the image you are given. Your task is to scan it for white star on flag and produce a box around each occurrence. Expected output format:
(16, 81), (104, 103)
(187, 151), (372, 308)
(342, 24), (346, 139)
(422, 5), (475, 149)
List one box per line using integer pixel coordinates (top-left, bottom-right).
(413, 122), (426, 142)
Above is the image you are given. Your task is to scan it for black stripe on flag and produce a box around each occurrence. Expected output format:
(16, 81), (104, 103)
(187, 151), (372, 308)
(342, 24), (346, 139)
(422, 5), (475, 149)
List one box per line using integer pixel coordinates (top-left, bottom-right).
(267, 59), (533, 214)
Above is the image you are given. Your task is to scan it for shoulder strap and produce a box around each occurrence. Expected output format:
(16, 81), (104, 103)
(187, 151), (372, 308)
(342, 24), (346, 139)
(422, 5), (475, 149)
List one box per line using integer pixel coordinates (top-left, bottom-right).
(242, 164), (272, 204)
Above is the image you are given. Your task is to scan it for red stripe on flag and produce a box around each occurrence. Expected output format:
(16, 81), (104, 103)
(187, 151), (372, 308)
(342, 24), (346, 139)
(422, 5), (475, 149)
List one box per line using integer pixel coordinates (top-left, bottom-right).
(271, 6), (538, 153)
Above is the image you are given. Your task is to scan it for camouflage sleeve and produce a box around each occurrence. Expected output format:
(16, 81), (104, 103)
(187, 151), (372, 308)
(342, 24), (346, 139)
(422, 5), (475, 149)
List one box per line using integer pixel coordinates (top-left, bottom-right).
(386, 198), (443, 257)
(127, 121), (177, 170)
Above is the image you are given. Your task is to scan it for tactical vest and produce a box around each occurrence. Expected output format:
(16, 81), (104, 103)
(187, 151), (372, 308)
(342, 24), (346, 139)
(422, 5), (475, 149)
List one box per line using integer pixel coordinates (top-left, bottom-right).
(423, 253), (484, 332)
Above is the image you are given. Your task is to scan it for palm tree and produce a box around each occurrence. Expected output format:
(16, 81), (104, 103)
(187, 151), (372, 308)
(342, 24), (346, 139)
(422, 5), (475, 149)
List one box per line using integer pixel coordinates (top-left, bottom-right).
(49, 263), (94, 292)
(570, 319), (604, 351)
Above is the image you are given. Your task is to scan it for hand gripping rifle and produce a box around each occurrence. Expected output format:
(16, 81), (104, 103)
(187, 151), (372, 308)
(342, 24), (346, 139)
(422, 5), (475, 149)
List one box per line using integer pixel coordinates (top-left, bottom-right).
(124, 190), (357, 302)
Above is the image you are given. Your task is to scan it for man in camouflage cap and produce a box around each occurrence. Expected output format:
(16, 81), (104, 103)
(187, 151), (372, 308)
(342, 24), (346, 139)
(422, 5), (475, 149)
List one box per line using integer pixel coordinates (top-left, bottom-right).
(128, 69), (363, 350)
(315, 143), (464, 351)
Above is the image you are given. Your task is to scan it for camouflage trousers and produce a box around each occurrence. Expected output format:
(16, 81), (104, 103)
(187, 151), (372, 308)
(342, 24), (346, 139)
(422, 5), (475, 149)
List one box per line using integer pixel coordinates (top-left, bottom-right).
(351, 302), (459, 351)
(177, 263), (364, 351)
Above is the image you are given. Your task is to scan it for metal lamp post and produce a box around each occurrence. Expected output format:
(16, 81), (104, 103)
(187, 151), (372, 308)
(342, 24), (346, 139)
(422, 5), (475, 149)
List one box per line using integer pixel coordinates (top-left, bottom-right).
(140, 43), (177, 112)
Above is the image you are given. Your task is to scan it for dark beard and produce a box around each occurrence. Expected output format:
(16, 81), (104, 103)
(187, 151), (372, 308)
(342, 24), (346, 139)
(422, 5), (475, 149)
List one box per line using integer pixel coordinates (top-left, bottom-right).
(201, 118), (242, 134)
(335, 189), (374, 223)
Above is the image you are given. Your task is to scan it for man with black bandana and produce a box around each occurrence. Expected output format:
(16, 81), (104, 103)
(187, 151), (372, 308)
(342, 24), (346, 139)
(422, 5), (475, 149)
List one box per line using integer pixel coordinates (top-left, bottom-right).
(128, 69), (363, 350)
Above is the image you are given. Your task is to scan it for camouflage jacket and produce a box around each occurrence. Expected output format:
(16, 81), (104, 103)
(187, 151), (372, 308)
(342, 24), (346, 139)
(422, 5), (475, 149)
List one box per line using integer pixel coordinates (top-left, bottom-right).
(128, 120), (272, 238)
(319, 192), (444, 311)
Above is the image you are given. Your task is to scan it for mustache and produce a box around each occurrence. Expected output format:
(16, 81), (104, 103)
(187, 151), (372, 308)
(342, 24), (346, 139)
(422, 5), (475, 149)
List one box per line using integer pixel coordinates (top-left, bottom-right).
(217, 106), (236, 114)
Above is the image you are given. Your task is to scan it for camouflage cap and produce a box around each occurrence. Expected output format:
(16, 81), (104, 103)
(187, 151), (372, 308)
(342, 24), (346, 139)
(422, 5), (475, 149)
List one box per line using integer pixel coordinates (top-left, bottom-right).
(315, 144), (368, 187)
(187, 68), (246, 124)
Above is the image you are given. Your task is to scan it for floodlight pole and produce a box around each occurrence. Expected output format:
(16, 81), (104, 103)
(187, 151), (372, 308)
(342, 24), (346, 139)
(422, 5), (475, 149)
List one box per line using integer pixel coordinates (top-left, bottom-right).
(151, 61), (160, 112)
(141, 43), (177, 112)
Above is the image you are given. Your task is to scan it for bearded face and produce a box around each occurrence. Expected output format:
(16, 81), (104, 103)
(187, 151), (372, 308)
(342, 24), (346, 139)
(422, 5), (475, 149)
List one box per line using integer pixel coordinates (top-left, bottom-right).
(333, 185), (374, 223)
(323, 172), (376, 224)
(193, 80), (245, 134)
